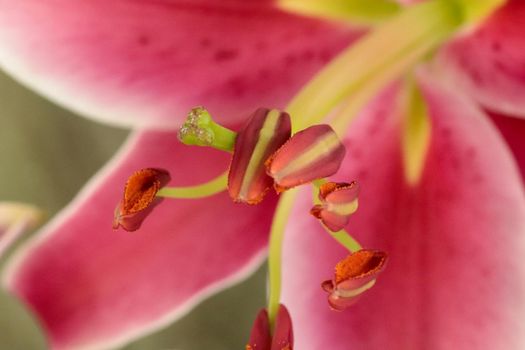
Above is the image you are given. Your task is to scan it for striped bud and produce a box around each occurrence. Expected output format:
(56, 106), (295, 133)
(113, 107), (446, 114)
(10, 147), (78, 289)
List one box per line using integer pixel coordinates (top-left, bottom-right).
(311, 181), (359, 232)
(113, 168), (170, 232)
(266, 125), (345, 192)
(322, 249), (387, 311)
(228, 108), (291, 204)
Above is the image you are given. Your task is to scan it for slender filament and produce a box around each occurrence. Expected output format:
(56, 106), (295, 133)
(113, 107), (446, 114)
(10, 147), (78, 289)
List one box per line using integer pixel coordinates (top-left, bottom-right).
(267, 188), (299, 330)
(156, 172), (228, 199)
(324, 227), (362, 253)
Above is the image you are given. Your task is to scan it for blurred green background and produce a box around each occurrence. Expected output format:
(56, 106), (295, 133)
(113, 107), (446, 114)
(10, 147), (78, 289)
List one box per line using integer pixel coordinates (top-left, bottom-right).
(0, 71), (266, 349)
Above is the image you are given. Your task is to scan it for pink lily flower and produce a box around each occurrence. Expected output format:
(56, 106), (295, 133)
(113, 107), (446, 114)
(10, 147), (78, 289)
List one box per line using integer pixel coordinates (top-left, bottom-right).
(1, 1), (525, 350)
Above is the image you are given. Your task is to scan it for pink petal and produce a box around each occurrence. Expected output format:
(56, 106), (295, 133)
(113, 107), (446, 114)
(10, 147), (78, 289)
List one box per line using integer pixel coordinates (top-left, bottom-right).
(490, 111), (525, 182)
(281, 76), (525, 348)
(435, 0), (525, 118)
(3, 131), (277, 350)
(0, 1), (359, 128)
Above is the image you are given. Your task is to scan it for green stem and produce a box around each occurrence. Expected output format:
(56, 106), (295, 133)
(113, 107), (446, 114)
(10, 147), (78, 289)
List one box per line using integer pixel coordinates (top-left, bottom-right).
(156, 172), (228, 199)
(325, 228), (362, 253)
(267, 188), (299, 330)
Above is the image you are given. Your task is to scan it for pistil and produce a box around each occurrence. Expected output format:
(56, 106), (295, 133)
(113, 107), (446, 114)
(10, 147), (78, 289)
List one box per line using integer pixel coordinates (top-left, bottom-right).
(178, 106), (237, 152)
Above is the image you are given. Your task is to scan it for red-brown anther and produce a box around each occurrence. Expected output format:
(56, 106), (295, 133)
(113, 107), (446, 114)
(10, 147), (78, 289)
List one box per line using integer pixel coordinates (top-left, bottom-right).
(246, 304), (294, 350)
(310, 181), (360, 232)
(266, 124), (346, 192)
(271, 304), (294, 350)
(322, 249), (387, 311)
(113, 168), (170, 232)
(246, 308), (271, 350)
(229, 108), (291, 204)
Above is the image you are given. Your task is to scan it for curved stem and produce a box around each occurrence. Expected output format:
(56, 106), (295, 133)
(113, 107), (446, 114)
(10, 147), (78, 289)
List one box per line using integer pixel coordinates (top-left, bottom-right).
(323, 227), (362, 253)
(267, 188), (299, 330)
(156, 172), (228, 199)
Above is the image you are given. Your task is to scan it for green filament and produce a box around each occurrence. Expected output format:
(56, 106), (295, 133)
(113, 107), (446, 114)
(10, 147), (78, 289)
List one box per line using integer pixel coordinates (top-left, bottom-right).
(324, 227), (363, 253)
(156, 172), (228, 199)
(267, 188), (299, 330)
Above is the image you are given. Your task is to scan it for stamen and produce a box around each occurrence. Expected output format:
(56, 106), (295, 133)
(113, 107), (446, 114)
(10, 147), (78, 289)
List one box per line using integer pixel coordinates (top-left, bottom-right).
(178, 106), (237, 152)
(335, 249), (386, 282)
(310, 181), (359, 232)
(322, 249), (387, 311)
(228, 108), (291, 204)
(266, 125), (345, 192)
(113, 168), (170, 231)
(310, 182), (362, 252)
